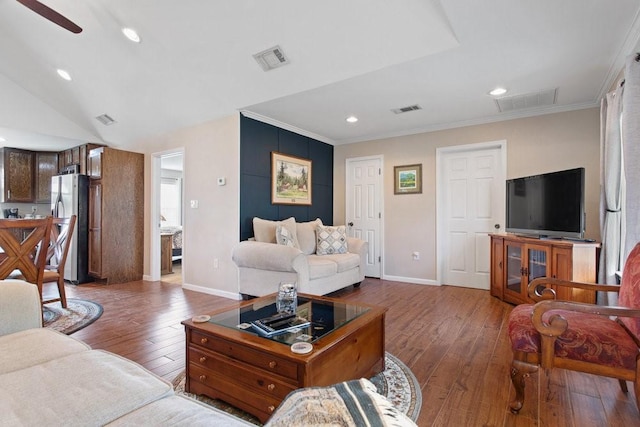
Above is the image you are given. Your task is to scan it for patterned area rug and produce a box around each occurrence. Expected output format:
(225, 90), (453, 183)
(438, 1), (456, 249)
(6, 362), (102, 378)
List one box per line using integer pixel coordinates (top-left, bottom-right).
(172, 352), (422, 425)
(43, 298), (103, 335)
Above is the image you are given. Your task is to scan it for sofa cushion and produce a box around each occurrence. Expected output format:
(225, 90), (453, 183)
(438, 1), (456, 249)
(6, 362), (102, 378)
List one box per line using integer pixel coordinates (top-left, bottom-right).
(318, 253), (361, 273)
(107, 395), (254, 426)
(0, 328), (90, 375)
(307, 255), (338, 279)
(296, 218), (322, 255)
(316, 225), (348, 255)
(276, 224), (299, 248)
(0, 350), (173, 426)
(253, 217), (296, 244)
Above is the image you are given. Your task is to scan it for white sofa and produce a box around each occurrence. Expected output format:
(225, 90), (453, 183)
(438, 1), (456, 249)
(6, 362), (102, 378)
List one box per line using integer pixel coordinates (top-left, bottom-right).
(233, 218), (368, 297)
(0, 280), (254, 426)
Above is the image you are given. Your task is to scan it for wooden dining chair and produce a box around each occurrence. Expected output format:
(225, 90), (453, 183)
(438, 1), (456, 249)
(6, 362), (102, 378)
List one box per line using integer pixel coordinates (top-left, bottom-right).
(508, 242), (640, 414)
(0, 218), (52, 286)
(40, 215), (76, 308)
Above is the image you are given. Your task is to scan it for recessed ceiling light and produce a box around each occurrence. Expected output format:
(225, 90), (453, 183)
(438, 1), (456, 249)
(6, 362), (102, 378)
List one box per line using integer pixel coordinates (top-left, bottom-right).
(56, 69), (72, 81)
(489, 87), (508, 96)
(346, 116), (358, 123)
(122, 28), (141, 43)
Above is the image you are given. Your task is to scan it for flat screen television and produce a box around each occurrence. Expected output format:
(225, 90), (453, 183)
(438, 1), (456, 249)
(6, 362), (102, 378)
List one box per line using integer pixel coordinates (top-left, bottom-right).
(505, 167), (585, 239)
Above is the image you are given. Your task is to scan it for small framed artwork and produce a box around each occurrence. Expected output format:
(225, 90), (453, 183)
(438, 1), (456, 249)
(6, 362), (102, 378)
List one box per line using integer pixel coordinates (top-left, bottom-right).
(271, 152), (312, 205)
(394, 164), (422, 195)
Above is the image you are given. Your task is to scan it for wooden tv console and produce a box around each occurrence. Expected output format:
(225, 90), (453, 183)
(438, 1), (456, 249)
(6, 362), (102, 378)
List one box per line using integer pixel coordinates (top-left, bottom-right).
(490, 233), (599, 305)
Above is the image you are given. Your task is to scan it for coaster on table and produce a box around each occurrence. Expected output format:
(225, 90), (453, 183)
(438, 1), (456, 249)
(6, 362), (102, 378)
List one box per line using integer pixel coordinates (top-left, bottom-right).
(291, 342), (313, 354)
(192, 315), (211, 323)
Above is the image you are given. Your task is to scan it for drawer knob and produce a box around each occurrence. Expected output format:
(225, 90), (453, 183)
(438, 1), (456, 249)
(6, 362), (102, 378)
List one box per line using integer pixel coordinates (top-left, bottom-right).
(199, 356), (207, 363)
(268, 405), (275, 413)
(268, 361), (277, 369)
(200, 337), (208, 344)
(199, 375), (207, 382)
(268, 384), (275, 391)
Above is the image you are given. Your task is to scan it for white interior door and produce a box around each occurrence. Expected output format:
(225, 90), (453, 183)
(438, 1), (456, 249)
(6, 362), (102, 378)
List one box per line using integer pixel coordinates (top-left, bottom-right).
(438, 142), (505, 289)
(346, 156), (382, 278)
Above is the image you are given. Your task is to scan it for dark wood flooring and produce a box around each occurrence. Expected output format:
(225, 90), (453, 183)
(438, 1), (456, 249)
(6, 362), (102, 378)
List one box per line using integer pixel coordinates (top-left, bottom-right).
(56, 277), (639, 426)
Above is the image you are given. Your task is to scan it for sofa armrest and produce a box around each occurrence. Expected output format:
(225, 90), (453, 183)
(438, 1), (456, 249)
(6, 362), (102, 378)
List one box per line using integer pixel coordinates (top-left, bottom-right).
(0, 280), (42, 336)
(347, 237), (367, 256)
(347, 237), (368, 280)
(232, 241), (307, 273)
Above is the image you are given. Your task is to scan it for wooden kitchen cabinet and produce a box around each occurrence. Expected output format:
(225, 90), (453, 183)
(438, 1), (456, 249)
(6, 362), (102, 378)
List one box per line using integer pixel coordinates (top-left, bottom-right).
(0, 148), (35, 202)
(35, 152), (58, 203)
(88, 147), (144, 284)
(58, 143), (104, 174)
(490, 234), (598, 305)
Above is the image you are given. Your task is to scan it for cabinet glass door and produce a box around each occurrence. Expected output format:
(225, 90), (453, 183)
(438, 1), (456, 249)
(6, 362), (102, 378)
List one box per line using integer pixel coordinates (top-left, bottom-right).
(527, 247), (547, 282)
(505, 243), (523, 294)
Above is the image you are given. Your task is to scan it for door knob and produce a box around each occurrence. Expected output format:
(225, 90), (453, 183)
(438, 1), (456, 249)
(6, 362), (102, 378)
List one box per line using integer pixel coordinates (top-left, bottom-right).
(494, 224), (501, 229)
(348, 222), (354, 227)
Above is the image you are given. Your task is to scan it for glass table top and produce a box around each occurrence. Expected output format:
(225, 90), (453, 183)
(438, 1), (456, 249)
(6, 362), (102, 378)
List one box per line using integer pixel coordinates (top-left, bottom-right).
(207, 295), (370, 346)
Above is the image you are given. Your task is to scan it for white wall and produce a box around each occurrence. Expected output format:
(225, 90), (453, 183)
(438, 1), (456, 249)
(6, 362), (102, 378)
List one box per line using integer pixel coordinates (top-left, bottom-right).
(333, 108), (601, 284)
(133, 113), (240, 299)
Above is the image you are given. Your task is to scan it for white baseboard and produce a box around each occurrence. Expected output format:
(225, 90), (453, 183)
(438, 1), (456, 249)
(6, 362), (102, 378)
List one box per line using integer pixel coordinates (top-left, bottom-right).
(181, 282), (243, 300)
(381, 275), (440, 286)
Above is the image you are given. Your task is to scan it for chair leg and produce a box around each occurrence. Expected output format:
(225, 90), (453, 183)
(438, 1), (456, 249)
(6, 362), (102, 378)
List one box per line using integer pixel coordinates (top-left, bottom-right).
(619, 379), (629, 393)
(57, 277), (67, 308)
(635, 380), (640, 413)
(510, 359), (538, 414)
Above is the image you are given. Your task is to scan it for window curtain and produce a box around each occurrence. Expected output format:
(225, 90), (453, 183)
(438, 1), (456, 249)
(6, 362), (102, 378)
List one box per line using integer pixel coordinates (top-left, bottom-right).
(599, 53), (640, 304)
(597, 81), (625, 305)
(622, 54), (640, 262)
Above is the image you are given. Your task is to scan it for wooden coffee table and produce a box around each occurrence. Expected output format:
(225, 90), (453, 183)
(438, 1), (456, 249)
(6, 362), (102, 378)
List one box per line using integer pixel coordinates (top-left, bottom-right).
(182, 293), (386, 422)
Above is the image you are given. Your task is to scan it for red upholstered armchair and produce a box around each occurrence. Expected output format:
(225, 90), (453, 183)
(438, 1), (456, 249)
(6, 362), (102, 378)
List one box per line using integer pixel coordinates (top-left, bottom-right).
(508, 243), (640, 414)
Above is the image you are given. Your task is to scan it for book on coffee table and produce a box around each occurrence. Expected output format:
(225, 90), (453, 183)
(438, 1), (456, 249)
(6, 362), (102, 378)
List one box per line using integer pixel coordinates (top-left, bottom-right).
(251, 316), (310, 337)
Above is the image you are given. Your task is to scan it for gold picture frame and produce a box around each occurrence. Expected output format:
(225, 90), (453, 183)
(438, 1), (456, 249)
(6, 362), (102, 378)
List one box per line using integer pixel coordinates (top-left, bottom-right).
(394, 164), (422, 195)
(271, 152), (312, 205)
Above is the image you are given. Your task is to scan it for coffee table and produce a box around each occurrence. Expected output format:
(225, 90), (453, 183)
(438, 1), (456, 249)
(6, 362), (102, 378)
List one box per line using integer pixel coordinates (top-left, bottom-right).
(182, 293), (386, 422)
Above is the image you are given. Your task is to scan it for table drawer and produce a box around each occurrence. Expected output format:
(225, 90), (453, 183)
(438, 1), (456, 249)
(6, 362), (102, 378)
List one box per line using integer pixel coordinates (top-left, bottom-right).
(190, 330), (298, 380)
(189, 363), (281, 421)
(188, 347), (296, 399)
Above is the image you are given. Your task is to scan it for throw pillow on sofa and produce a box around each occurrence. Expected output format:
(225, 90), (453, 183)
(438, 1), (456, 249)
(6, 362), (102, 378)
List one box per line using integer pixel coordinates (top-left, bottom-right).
(316, 225), (347, 255)
(275, 224), (299, 248)
(296, 218), (323, 254)
(253, 217), (297, 245)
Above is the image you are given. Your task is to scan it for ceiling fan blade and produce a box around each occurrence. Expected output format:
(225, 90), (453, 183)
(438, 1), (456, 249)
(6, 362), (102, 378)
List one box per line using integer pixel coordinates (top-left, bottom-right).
(17, 0), (82, 34)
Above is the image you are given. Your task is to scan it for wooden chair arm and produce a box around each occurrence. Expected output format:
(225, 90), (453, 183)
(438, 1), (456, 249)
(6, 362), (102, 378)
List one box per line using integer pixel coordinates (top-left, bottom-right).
(527, 277), (620, 301)
(531, 300), (640, 338)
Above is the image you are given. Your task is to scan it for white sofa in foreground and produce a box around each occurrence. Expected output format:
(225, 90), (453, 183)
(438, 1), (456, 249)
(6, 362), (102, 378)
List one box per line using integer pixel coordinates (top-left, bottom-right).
(0, 280), (254, 427)
(233, 218), (368, 297)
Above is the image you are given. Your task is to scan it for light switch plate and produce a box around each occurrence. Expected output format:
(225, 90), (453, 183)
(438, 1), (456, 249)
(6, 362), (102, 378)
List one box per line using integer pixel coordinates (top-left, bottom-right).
(190, 200), (199, 209)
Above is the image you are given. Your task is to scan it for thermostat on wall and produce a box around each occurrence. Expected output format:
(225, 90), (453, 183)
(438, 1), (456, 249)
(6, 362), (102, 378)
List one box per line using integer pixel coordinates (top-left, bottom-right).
(217, 177), (226, 186)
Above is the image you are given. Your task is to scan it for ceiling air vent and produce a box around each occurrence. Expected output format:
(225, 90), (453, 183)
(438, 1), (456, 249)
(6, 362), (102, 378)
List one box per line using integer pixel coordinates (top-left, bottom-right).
(253, 45), (290, 71)
(495, 88), (558, 113)
(391, 104), (422, 114)
(95, 114), (116, 126)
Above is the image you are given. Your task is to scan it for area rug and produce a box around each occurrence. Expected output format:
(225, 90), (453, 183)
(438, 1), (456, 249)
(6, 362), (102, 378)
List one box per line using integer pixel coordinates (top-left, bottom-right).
(43, 298), (103, 335)
(172, 352), (422, 425)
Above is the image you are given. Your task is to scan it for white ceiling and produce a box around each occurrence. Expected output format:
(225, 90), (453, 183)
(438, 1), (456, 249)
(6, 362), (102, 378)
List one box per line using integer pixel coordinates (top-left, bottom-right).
(1, 1), (639, 151)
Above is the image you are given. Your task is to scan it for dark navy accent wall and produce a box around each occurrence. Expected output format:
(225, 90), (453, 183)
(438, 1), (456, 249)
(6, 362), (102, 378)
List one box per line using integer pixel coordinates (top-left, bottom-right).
(240, 115), (333, 241)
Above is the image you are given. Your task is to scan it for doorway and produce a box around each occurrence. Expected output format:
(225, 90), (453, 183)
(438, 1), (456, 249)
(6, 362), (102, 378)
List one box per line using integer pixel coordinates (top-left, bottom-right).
(151, 149), (184, 283)
(436, 141), (506, 289)
(345, 155), (383, 278)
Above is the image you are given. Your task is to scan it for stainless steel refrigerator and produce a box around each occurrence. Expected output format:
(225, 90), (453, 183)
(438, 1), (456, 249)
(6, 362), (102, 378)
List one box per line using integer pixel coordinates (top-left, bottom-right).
(51, 173), (90, 284)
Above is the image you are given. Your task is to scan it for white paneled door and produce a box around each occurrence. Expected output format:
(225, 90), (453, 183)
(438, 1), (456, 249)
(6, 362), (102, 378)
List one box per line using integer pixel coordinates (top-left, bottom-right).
(346, 156), (382, 278)
(438, 142), (505, 289)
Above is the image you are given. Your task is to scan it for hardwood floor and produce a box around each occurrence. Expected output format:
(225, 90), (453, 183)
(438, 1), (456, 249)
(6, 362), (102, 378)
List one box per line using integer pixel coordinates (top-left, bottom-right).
(58, 278), (639, 426)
